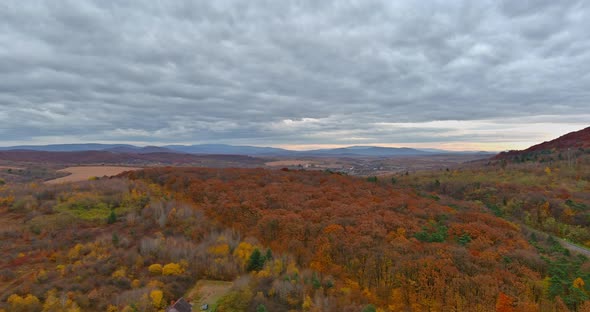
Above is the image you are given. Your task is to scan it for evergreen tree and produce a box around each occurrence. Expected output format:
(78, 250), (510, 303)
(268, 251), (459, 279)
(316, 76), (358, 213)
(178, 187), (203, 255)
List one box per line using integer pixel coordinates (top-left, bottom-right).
(256, 304), (268, 312)
(362, 304), (377, 312)
(247, 248), (264, 271)
(312, 272), (321, 289)
(107, 210), (117, 224)
(112, 233), (119, 247)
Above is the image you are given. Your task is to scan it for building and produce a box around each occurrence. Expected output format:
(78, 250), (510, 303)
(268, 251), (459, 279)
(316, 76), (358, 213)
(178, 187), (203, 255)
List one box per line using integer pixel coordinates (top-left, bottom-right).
(166, 298), (193, 312)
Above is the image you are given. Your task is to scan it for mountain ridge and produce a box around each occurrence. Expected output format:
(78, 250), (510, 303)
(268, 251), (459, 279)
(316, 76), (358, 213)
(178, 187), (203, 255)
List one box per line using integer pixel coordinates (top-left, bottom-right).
(495, 126), (590, 160)
(0, 143), (493, 157)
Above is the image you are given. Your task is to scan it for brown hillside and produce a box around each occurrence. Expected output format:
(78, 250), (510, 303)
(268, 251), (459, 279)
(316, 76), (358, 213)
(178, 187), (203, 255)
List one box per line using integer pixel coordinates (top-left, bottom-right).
(495, 126), (590, 159)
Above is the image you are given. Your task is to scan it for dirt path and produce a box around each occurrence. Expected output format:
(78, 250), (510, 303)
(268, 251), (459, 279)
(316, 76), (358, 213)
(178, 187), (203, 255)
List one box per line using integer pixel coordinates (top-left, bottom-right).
(522, 224), (590, 257)
(557, 238), (590, 257)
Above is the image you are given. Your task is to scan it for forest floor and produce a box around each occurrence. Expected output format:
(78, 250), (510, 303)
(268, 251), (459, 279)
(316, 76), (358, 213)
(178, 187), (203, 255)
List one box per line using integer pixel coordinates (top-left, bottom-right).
(186, 280), (233, 311)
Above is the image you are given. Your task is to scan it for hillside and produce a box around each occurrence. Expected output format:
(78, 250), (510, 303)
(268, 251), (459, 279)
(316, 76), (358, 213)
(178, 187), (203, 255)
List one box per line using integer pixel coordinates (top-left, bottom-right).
(103, 146), (178, 154)
(0, 144), (135, 152)
(0, 151), (265, 167)
(0, 167), (588, 311)
(302, 146), (431, 157)
(495, 126), (590, 160)
(126, 168), (590, 311)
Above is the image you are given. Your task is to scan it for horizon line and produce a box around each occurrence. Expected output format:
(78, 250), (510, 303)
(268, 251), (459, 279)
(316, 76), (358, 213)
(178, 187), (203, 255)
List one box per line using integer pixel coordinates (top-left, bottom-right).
(0, 142), (507, 153)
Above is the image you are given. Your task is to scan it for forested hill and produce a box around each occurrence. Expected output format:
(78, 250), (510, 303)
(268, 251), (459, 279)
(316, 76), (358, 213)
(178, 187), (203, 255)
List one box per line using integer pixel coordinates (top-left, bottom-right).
(0, 150), (264, 166)
(495, 126), (590, 161)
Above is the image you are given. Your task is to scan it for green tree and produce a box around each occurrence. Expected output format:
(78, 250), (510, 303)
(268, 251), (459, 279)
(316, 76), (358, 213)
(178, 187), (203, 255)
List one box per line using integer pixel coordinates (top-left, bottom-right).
(247, 248), (265, 272)
(457, 233), (472, 246)
(107, 210), (117, 224)
(312, 272), (321, 289)
(257, 304), (268, 312)
(112, 233), (119, 247)
(414, 222), (448, 243)
(362, 304), (377, 312)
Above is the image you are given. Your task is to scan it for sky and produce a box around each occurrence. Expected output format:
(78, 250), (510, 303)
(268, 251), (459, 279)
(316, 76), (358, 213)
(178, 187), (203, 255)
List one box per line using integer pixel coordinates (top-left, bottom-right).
(1, 1), (589, 151)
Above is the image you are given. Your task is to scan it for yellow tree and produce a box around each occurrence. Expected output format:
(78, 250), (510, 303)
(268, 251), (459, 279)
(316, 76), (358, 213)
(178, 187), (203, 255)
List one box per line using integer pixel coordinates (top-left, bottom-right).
(162, 263), (183, 275)
(148, 263), (163, 275)
(233, 242), (255, 269)
(150, 290), (164, 309)
(7, 294), (42, 312)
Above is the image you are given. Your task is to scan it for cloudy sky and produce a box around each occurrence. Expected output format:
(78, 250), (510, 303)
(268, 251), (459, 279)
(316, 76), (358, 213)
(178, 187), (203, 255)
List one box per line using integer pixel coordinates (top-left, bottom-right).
(1, 0), (589, 151)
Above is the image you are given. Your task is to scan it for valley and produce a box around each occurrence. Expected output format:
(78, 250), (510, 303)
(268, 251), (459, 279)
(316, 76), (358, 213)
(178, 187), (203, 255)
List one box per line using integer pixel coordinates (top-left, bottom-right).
(3, 2), (589, 310)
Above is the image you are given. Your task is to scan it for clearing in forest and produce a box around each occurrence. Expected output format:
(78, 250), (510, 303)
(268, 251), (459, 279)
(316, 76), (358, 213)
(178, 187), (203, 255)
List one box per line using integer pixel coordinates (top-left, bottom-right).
(185, 280), (233, 311)
(0, 166), (24, 170)
(45, 166), (141, 184)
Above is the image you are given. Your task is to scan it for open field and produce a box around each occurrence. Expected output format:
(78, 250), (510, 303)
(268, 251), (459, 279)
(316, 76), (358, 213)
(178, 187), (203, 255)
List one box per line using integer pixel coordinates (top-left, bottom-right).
(262, 154), (491, 176)
(45, 166), (141, 184)
(0, 166), (24, 170)
(186, 280), (233, 311)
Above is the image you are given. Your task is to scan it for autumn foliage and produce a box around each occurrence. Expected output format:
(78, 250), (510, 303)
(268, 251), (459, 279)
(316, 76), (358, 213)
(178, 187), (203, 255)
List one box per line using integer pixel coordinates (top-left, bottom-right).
(0, 167), (588, 311)
(125, 167), (590, 310)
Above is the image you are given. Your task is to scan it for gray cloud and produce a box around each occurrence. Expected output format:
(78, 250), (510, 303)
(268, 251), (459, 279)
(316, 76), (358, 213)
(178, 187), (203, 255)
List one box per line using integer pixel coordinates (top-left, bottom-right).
(0, 0), (589, 149)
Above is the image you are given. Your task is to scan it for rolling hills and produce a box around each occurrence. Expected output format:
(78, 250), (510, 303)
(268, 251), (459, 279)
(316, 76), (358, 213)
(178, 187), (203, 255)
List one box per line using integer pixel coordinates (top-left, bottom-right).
(0, 143), (492, 157)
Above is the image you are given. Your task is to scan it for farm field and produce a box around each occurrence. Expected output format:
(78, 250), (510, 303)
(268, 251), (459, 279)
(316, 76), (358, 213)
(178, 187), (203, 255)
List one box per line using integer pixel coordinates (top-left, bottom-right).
(45, 166), (141, 184)
(0, 166), (23, 170)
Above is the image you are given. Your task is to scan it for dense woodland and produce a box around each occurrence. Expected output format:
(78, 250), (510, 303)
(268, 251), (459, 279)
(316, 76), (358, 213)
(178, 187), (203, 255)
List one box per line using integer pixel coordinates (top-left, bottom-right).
(397, 149), (590, 247)
(0, 162), (589, 311)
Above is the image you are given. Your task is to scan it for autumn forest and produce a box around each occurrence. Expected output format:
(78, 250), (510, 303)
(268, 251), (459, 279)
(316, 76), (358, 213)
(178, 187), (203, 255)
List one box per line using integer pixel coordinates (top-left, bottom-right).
(1, 135), (590, 312)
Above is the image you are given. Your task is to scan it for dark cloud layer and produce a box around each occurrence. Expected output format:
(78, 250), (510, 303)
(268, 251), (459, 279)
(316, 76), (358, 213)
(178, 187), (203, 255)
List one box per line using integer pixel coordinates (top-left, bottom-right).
(1, 1), (589, 150)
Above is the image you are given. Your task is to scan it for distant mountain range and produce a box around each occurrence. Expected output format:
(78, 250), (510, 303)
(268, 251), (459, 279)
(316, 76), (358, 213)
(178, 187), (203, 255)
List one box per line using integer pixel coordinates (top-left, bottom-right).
(0, 143), (493, 157)
(6, 127), (588, 160)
